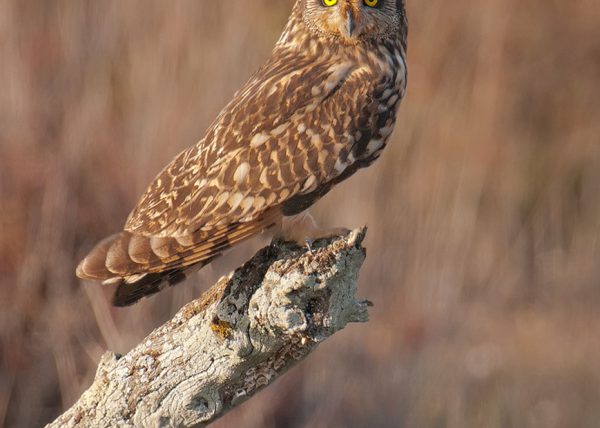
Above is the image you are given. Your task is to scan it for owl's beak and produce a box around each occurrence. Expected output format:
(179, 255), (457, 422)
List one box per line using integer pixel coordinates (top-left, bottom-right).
(345, 10), (356, 37)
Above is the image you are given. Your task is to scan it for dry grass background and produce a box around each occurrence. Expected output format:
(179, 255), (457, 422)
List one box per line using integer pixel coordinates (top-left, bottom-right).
(1, 0), (599, 427)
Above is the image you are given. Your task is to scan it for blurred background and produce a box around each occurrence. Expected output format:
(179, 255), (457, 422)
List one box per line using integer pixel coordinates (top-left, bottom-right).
(1, 0), (599, 426)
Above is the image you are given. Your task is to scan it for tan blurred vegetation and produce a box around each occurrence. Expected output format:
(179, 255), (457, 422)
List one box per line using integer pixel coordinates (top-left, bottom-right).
(1, 0), (599, 426)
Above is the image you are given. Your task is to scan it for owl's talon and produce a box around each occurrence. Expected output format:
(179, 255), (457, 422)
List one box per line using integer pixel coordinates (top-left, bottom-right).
(305, 239), (315, 254)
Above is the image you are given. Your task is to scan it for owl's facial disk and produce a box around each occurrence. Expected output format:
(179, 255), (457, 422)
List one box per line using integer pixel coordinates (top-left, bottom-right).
(302, 0), (402, 43)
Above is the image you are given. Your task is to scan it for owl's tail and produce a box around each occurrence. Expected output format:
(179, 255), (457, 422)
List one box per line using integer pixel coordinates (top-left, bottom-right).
(76, 232), (217, 306)
(104, 269), (197, 307)
(76, 209), (281, 306)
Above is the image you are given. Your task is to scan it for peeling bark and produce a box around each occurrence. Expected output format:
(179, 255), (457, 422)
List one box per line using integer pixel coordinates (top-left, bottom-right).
(48, 228), (369, 428)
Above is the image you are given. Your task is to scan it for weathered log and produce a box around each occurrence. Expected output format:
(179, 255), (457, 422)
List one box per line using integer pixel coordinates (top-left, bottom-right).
(48, 228), (369, 427)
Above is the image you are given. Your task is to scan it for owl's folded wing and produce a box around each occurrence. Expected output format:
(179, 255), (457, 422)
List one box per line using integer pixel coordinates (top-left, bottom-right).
(125, 52), (371, 239)
(77, 49), (376, 298)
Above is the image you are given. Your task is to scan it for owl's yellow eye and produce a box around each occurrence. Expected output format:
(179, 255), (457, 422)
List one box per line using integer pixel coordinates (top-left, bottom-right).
(363, 0), (379, 7)
(322, 0), (338, 6)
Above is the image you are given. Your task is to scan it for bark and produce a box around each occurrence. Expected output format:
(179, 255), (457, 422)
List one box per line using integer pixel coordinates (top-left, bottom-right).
(48, 228), (370, 428)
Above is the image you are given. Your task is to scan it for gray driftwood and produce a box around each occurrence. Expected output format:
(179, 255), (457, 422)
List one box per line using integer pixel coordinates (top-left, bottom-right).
(48, 228), (370, 428)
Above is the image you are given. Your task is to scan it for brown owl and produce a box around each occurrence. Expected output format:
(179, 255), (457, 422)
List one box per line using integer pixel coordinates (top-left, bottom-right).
(77, 0), (408, 306)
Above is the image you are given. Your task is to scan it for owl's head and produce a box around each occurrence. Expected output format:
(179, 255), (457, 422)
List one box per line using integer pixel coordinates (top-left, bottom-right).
(300, 0), (406, 44)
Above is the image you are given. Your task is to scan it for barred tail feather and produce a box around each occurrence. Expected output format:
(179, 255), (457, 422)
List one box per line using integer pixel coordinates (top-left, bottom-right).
(75, 208), (281, 306)
(110, 268), (188, 307)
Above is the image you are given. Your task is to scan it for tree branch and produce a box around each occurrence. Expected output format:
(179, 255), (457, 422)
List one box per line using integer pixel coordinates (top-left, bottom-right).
(48, 228), (370, 428)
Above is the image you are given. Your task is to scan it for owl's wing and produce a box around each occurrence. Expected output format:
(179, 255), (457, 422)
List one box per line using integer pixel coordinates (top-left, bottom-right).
(125, 52), (367, 238)
(77, 47), (381, 304)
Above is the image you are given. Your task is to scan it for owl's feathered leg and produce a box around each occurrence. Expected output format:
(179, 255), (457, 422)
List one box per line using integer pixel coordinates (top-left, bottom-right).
(278, 211), (350, 247)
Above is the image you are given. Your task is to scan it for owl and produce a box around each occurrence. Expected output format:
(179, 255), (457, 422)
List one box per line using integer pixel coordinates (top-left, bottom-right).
(77, 0), (408, 306)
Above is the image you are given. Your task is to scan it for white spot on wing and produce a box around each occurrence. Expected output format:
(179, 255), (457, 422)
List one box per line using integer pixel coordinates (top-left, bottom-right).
(387, 94), (399, 107)
(216, 192), (230, 207)
(366, 139), (385, 155)
(240, 196), (255, 215)
(250, 133), (270, 148)
(254, 196), (266, 211)
(234, 162), (250, 183)
(310, 133), (322, 147)
(271, 123), (289, 136)
(259, 168), (269, 186)
(301, 174), (318, 193)
(228, 192), (244, 210)
(380, 126), (394, 137)
(176, 235), (195, 246)
(334, 159), (348, 176)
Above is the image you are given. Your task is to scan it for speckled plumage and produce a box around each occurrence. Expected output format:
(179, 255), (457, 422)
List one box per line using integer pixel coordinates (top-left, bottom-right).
(77, 0), (408, 306)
